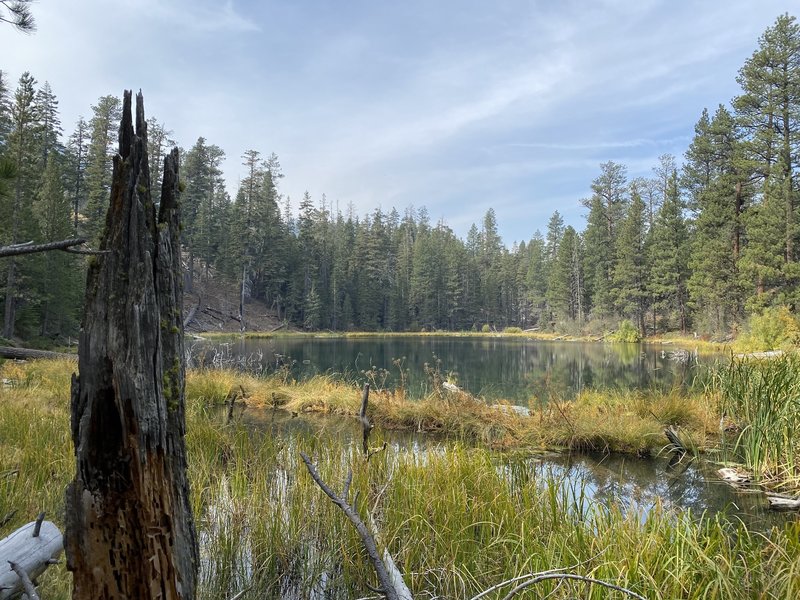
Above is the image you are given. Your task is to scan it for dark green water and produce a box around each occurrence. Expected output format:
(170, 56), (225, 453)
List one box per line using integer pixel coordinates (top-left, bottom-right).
(191, 335), (712, 403)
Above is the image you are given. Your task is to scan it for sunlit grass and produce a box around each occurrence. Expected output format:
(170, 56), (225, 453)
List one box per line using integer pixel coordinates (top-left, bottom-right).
(713, 354), (800, 489)
(2, 359), (799, 598)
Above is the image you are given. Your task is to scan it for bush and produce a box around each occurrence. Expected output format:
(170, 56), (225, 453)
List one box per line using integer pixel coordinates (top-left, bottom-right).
(503, 327), (522, 334)
(481, 324), (491, 333)
(736, 306), (800, 352)
(608, 320), (641, 343)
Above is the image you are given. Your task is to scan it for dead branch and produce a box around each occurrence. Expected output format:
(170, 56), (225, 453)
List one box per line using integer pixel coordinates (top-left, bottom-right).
(0, 346), (76, 361)
(499, 573), (646, 600)
(7, 561), (39, 600)
(359, 383), (373, 456)
(0, 238), (100, 258)
(300, 452), (403, 600)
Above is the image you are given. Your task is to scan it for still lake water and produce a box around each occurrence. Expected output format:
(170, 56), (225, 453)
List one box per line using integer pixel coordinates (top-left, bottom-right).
(191, 335), (713, 403)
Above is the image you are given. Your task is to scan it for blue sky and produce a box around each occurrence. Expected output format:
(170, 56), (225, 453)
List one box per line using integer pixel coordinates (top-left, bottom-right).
(0, 1), (794, 243)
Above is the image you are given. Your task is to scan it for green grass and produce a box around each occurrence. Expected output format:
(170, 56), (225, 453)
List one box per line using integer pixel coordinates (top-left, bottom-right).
(712, 354), (800, 488)
(2, 359), (799, 598)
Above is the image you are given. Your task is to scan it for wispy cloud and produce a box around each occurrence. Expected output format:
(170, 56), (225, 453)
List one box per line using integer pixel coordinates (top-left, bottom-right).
(0, 0), (792, 244)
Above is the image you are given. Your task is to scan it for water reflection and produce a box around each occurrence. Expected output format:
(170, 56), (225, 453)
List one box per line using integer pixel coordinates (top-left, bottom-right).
(236, 407), (792, 532)
(192, 336), (710, 403)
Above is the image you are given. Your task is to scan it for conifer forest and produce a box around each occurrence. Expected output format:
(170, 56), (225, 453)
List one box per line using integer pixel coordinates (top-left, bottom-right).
(1, 13), (800, 342)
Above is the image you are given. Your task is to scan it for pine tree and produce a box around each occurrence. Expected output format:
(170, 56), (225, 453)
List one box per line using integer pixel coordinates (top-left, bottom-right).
(734, 14), (800, 307)
(525, 231), (547, 327)
(33, 81), (62, 164)
(547, 226), (582, 323)
(34, 153), (80, 336)
(66, 116), (89, 232)
(685, 105), (750, 333)
(147, 117), (175, 209)
(84, 95), (121, 242)
(612, 185), (649, 335)
(582, 162), (628, 319)
(2, 72), (40, 338)
(648, 170), (690, 332)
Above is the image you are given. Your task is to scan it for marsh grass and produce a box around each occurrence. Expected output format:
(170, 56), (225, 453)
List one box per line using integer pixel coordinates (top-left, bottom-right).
(713, 354), (800, 488)
(185, 368), (718, 456)
(2, 359), (799, 599)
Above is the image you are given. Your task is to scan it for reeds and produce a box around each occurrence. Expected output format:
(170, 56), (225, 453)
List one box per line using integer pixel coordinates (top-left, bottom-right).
(713, 354), (800, 488)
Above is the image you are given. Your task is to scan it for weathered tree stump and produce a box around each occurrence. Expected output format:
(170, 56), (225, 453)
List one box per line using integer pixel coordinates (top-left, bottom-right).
(64, 91), (197, 599)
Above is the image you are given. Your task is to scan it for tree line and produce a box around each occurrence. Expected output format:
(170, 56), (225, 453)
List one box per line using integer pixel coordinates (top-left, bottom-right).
(1, 13), (798, 340)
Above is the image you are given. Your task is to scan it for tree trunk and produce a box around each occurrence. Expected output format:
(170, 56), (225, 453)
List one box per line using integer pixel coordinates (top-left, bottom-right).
(65, 91), (197, 599)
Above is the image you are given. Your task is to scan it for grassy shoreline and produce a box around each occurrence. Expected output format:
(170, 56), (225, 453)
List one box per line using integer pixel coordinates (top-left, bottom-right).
(197, 328), (729, 350)
(1, 358), (798, 598)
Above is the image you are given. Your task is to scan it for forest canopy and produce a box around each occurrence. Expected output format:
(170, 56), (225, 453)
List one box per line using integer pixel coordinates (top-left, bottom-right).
(1, 13), (799, 340)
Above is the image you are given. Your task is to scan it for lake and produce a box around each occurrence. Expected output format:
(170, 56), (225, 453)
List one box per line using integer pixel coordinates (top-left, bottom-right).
(190, 335), (714, 403)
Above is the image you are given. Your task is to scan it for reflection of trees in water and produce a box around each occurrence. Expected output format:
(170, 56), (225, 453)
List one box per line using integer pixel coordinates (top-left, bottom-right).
(523, 453), (786, 530)
(204, 337), (706, 403)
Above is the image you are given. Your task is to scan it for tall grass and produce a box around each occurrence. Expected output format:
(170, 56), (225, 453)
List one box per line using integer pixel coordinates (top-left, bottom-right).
(713, 354), (800, 487)
(2, 359), (799, 599)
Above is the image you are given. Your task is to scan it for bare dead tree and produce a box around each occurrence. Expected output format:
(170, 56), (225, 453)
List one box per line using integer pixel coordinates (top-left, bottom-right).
(64, 91), (197, 599)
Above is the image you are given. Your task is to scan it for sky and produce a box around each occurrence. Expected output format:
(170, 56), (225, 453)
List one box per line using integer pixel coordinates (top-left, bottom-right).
(0, 0), (795, 243)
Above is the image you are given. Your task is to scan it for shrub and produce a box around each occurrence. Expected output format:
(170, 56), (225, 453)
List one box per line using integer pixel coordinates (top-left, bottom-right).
(481, 324), (491, 333)
(503, 326), (522, 334)
(735, 306), (800, 352)
(608, 319), (641, 343)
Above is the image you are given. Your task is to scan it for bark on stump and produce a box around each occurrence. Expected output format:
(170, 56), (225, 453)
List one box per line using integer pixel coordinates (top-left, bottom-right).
(65, 91), (197, 599)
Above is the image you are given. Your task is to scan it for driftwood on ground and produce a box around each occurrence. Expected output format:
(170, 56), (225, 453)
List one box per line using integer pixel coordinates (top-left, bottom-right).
(0, 346), (75, 361)
(0, 515), (63, 600)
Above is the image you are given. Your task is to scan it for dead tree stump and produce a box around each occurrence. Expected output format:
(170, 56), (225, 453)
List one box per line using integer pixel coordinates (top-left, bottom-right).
(65, 91), (197, 599)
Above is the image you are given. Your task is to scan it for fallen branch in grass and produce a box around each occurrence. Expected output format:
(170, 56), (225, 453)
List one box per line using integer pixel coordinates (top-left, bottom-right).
(7, 561), (40, 600)
(498, 572), (647, 600)
(0, 346), (76, 361)
(300, 452), (411, 600)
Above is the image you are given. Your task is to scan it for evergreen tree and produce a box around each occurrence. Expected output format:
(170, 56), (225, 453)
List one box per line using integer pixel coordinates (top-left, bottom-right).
(612, 186), (649, 334)
(582, 162), (628, 319)
(146, 117), (175, 209)
(2, 72), (40, 338)
(34, 153), (80, 336)
(525, 231), (547, 327)
(66, 116), (89, 232)
(685, 105), (750, 332)
(648, 170), (690, 332)
(84, 95), (121, 242)
(547, 226), (582, 323)
(33, 81), (62, 163)
(734, 14), (800, 307)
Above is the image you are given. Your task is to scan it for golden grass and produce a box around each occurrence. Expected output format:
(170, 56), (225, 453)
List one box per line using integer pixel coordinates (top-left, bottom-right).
(184, 368), (719, 456)
(1, 359), (799, 599)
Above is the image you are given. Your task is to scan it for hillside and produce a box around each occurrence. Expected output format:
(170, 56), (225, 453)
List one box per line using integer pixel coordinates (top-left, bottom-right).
(182, 260), (289, 334)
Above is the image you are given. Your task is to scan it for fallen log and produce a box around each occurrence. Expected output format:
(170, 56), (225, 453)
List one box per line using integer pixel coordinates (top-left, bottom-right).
(766, 494), (800, 511)
(0, 346), (75, 361)
(0, 516), (63, 600)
